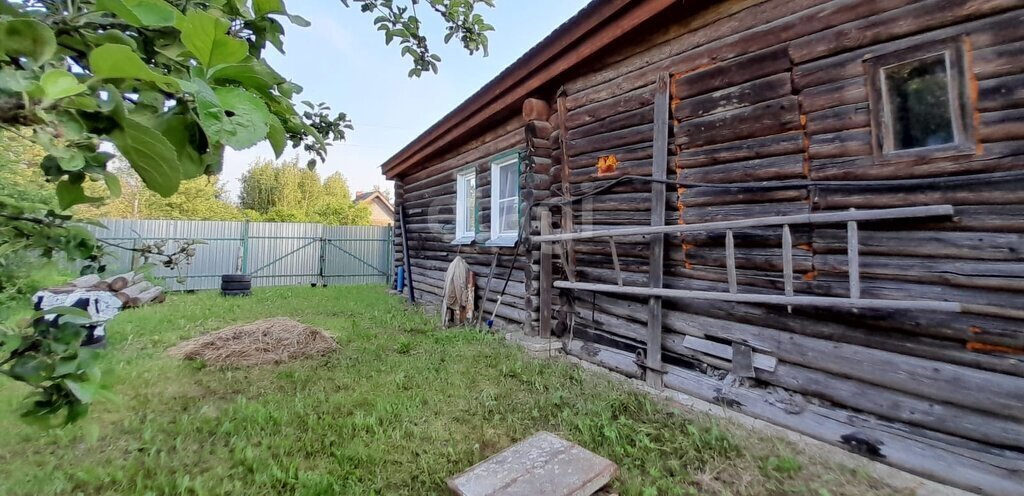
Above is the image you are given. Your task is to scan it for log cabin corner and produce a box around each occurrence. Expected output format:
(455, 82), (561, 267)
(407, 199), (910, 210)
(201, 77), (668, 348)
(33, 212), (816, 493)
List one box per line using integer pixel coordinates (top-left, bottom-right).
(379, 1), (1024, 494)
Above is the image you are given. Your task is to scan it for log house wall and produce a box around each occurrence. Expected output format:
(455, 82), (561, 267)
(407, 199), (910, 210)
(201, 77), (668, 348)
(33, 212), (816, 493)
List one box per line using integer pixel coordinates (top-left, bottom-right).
(390, 1), (1024, 493)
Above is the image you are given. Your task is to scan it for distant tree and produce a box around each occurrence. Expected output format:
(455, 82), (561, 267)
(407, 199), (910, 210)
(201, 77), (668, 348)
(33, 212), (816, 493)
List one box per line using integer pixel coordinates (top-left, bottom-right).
(239, 159), (370, 225)
(79, 162), (242, 221)
(0, 131), (53, 207)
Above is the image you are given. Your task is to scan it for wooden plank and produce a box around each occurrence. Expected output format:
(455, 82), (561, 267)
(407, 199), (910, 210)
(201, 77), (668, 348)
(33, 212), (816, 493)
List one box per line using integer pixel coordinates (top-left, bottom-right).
(447, 431), (618, 496)
(646, 72), (670, 389)
(539, 210), (553, 338)
(847, 221), (860, 299)
(725, 230), (737, 293)
(681, 336), (778, 372)
(553, 281), (962, 313)
(534, 205), (956, 242)
(782, 225), (794, 297)
(731, 343), (756, 378)
(609, 238), (623, 286)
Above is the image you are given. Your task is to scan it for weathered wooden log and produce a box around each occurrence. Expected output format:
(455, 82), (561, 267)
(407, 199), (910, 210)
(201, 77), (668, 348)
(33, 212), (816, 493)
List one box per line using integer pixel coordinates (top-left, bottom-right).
(103, 272), (137, 292)
(678, 154), (805, 183)
(793, 9), (1024, 91)
(565, 84), (655, 129)
(673, 73), (791, 121)
(128, 287), (164, 308)
(117, 281), (154, 304)
(681, 187), (807, 208)
(980, 108), (1024, 142)
(676, 96), (801, 148)
(522, 98), (551, 122)
(807, 129), (872, 159)
(813, 229), (1024, 261)
(815, 254), (1024, 292)
(71, 274), (102, 288)
(673, 45), (790, 100)
(973, 39), (1024, 81)
(799, 77), (867, 114)
(677, 132), (804, 168)
(570, 105), (653, 141)
(805, 103), (870, 135)
(567, 123), (654, 158)
(977, 73), (1024, 112)
(810, 141), (1024, 181)
(789, 0), (1024, 64)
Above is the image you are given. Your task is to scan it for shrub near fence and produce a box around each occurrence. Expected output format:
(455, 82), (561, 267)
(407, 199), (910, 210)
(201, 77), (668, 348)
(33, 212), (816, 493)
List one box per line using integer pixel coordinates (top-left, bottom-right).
(85, 219), (394, 291)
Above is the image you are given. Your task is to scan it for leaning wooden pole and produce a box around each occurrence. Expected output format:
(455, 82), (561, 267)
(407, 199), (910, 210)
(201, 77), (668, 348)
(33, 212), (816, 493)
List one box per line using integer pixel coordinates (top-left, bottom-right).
(646, 73), (671, 389)
(399, 204), (416, 303)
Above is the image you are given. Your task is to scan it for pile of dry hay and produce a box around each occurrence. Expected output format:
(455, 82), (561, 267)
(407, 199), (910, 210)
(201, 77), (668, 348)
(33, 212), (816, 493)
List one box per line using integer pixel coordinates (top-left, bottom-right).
(168, 318), (338, 367)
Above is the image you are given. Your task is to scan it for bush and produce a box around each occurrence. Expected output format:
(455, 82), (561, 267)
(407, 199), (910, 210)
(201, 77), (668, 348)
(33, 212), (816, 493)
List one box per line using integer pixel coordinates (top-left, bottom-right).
(0, 251), (74, 320)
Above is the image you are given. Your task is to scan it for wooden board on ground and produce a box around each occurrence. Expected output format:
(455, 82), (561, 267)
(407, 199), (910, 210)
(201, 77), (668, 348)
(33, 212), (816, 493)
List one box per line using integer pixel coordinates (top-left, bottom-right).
(447, 432), (617, 496)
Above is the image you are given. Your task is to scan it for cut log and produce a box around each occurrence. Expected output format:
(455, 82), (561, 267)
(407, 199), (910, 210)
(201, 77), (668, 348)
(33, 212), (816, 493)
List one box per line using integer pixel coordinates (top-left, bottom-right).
(129, 287), (164, 308)
(117, 281), (154, 305)
(71, 274), (102, 288)
(103, 272), (137, 292)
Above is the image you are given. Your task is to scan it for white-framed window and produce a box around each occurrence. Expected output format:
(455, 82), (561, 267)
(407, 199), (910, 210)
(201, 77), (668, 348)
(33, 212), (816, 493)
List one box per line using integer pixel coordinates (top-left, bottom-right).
(488, 154), (520, 246)
(453, 168), (476, 244)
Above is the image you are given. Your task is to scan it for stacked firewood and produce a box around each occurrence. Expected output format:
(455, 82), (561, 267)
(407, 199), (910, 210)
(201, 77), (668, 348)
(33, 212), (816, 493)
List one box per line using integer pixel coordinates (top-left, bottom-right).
(65, 272), (167, 309)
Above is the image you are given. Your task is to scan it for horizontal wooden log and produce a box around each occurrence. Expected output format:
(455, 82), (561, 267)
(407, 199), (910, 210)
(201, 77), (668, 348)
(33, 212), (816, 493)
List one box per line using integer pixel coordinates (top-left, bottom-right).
(808, 128), (872, 159)
(813, 229), (1024, 261)
(815, 254), (1024, 291)
(792, 9), (1024, 91)
(677, 132), (805, 168)
(980, 108), (1024, 142)
(805, 103), (870, 135)
(973, 39), (1024, 81)
(678, 154), (805, 183)
(567, 341), (1024, 496)
(565, 84), (655, 130)
(569, 105), (654, 143)
(676, 96), (801, 148)
(813, 175), (1024, 209)
(568, 123), (655, 158)
(977, 73), (1024, 112)
(673, 45), (791, 100)
(809, 141), (1024, 180)
(681, 187), (807, 208)
(673, 73), (792, 122)
(799, 77), (867, 114)
(789, 0), (1022, 64)
(71, 274), (101, 288)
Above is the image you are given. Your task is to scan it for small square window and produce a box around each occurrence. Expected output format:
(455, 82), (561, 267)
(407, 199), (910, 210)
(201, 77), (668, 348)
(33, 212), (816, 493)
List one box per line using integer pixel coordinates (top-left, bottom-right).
(452, 169), (476, 245)
(865, 38), (975, 160)
(488, 154), (520, 246)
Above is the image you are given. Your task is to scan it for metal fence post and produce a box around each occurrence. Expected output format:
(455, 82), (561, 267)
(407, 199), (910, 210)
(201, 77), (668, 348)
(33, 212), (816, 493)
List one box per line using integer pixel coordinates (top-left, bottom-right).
(240, 220), (251, 275)
(318, 234), (327, 288)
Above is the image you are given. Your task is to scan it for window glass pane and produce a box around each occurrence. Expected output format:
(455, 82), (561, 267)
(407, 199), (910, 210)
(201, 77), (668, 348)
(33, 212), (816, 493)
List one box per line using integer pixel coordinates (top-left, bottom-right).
(883, 53), (955, 150)
(500, 162), (517, 200)
(466, 176), (476, 232)
(499, 199), (517, 233)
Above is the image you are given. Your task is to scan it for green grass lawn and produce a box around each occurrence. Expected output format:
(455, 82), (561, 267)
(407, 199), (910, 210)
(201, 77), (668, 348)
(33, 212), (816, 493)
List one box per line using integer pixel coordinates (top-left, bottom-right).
(0, 286), (902, 495)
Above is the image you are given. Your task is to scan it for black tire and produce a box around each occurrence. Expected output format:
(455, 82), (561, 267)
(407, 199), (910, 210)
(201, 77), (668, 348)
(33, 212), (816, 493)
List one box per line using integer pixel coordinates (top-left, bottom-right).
(220, 281), (252, 291)
(221, 274), (251, 283)
(221, 289), (252, 297)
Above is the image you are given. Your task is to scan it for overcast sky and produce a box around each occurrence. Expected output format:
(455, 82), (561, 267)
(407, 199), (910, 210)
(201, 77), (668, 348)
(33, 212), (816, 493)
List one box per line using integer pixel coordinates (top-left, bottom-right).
(221, 0), (590, 199)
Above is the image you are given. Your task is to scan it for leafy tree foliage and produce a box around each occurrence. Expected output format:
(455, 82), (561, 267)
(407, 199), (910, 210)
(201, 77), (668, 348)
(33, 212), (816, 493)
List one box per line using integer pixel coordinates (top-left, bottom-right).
(78, 160), (244, 221)
(0, 0), (493, 424)
(240, 158), (371, 226)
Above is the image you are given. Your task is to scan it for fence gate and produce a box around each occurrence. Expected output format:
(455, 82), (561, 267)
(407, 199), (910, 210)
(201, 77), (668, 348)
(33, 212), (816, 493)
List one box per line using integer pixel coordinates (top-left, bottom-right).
(86, 219), (393, 291)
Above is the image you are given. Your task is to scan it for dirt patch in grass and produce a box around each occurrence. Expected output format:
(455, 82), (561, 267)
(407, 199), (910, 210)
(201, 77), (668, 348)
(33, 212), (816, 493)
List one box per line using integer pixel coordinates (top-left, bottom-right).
(168, 317), (337, 366)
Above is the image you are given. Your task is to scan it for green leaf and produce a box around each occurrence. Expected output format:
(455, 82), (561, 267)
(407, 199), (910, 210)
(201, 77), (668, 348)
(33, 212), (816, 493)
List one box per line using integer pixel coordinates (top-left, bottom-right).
(213, 87), (273, 150)
(103, 171), (122, 199)
(95, 0), (182, 27)
(0, 19), (57, 65)
(65, 379), (97, 403)
(253, 0), (285, 16)
(177, 10), (249, 68)
(154, 113), (206, 180)
(89, 44), (179, 90)
(9, 355), (51, 386)
(208, 58), (286, 95)
(287, 14), (310, 27)
(39, 70), (87, 102)
(267, 117), (286, 158)
(110, 117), (181, 197)
(55, 181), (103, 210)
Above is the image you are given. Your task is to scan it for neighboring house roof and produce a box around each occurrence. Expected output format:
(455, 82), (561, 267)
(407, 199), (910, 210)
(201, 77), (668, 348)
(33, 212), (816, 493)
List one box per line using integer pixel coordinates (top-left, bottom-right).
(380, 0), (677, 179)
(355, 191), (395, 216)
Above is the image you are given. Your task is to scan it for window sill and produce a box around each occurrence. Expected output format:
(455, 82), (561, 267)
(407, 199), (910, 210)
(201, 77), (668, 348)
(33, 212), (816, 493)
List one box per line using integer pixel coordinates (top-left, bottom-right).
(450, 235), (476, 245)
(485, 235), (518, 247)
